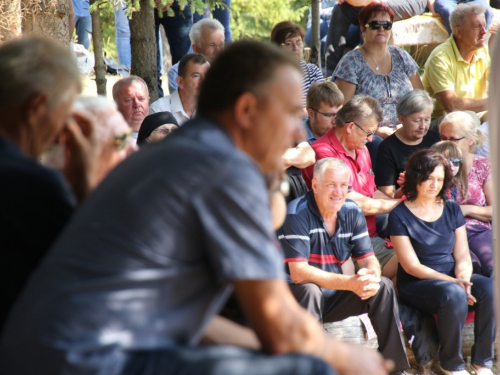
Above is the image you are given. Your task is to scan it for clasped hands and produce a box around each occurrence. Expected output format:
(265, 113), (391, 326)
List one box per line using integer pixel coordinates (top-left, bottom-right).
(350, 268), (381, 300)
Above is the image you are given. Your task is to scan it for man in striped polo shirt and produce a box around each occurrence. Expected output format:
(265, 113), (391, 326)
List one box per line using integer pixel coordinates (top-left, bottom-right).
(279, 157), (409, 372)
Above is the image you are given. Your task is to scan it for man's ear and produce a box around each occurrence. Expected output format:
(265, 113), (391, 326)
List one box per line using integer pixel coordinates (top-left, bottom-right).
(176, 76), (183, 89)
(453, 26), (461, 39)
(306, 108), (314, 119)
(233, 92), (258, 130)
(71, 111), (93, 139)
(25, 93), (49, 130)
(311, 178), (318, 193)
(192, 44), (200, 54)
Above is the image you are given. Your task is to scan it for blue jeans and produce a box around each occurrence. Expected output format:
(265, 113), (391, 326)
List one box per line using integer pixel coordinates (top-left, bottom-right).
(155, 1), (193, 97)
(434, 0), (493, 34)
(75, 15), (92, 50)
(114, 4), (131, 68)
(192, 0), (232, 43)
(122, 345), (336, 375)
(398, 274), (495, 371)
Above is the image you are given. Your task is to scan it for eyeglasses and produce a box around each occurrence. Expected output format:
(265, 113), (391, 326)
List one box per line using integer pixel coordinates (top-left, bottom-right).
(309, 108), (337, 119)
(448, 158), (462, 167)
(281, 40), (304, 49)
(349, 121), (375, 138)
(440, 135), (466, 143)
(364, 21), (393, 31)
(115, 129), (132, 150)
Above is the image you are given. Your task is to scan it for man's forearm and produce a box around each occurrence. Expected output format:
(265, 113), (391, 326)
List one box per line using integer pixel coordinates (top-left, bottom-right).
(348, 191), (399, 215)
(290, 262), (354, 291)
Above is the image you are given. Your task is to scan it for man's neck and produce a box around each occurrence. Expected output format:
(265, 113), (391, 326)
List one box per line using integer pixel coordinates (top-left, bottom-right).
(455, 37), (479, 63)
(317, 204), (338, 237)
(178, 90), (197, 118)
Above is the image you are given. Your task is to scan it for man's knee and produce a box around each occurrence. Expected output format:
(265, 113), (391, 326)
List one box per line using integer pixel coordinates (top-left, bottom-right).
(289, 283), (323, 320)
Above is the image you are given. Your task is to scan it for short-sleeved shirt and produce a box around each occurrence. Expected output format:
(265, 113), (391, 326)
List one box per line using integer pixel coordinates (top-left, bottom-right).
(0, 119), (284, 375)
(333, 46), (418, 128)
(388, 200), (466, 285)
(303, 129), (378, 236)
(301, 60), (324, 107)
(303, 117), (317, 144)
(456, 155), (491, 229)
(375, 130), (441, 188)
(279, 192), (373, 297)
(422, 36), (490, 119)
(149, 90), (192, 124)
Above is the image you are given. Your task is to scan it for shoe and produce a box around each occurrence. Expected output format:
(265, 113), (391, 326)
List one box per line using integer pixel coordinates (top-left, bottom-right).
(471, 365), (493, 375)
(440, 369), (470, 375)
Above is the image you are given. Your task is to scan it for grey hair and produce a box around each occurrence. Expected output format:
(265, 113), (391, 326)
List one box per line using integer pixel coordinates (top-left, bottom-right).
(112, 75), (149, 102)
(189, 18), (225, 46)
(439, 111), (485, 151)
(335, 95), (383, 128)
(450, 3), (486, 29)
(396, 90), (434, 117)
(313, 157), (351, 182)
(0, 36), (81, 118)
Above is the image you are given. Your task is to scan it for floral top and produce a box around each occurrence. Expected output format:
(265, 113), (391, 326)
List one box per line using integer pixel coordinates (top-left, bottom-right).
(333, 45), (418, 128)
(456, 155), (491, 229)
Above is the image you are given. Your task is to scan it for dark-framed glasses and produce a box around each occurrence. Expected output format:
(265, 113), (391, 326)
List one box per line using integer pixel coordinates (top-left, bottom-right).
(448, 158), (462, 167)
(349, 121), (375, 138)
(115, 129), (132, 150)
(440, 135), (466, 143)
(309, 107), (337, 119)
(365, 21), (393, 30)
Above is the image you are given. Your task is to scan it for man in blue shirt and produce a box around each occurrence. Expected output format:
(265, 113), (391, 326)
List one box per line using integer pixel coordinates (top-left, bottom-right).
(280, 157), (409, 372)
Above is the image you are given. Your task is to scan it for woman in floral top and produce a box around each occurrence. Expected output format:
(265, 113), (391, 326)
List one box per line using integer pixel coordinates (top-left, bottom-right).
(439, 111), (492, 277)
(333, 3), (423, 139)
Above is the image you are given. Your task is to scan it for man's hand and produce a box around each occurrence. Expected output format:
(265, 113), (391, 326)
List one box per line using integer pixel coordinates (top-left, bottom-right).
(349, 268), (381, 300)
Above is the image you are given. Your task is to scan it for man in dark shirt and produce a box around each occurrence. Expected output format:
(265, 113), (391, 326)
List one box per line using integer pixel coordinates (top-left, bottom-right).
(280, 157), (409, 372)
(0, 40), (392, 375)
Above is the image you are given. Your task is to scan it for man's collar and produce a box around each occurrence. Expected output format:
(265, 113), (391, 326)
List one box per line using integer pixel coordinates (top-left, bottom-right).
(327, 128), (356, 159)
(171, 90), (191, 118)
(304, 117), (317, 144)
(306, 190), (346, 222)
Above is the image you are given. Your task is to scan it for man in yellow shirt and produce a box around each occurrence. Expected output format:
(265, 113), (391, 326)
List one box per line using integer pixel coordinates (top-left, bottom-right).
(423, 3), (489, 129)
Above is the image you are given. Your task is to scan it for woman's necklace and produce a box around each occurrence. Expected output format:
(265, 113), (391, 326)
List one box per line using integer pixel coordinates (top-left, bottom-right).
(363, 47), (387, 71)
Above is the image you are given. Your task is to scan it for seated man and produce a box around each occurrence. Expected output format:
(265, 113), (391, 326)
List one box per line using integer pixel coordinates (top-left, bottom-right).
(150, 53), (210, 125)
(305, 81), (344, 144)
(280, 157), (409, 372)
(113, 75), (150, 141)
(168, 18), (225, 94)
(423, 3), (490, 128)
(0, 40), (391, 375)
(303, 95), (400, 279)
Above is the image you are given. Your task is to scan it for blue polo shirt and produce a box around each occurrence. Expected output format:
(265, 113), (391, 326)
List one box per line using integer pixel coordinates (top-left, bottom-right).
(303, 117), (317, 144)
(279, 191), (374, 297)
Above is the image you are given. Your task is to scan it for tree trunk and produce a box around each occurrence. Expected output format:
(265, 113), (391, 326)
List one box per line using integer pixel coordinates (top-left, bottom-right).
(0, 0), (22, 42)
(309, 0), (321, 68)
(130, 0), (158, 102)
(22, 0), (72, 45)
(90, 0), (106, 96)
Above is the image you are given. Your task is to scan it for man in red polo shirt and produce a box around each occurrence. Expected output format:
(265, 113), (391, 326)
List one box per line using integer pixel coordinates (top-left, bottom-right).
(303, 95), (400, 279)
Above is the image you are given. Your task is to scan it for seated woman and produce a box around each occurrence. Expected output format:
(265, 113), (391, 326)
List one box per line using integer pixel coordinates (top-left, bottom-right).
(439, 111), (493, 277)
(137, 111), (179, 146)
(375, 90), (440, 198)
(333, 3), (423, 139)
(270, 21), (324, 109)
(389, 149), (494, 375)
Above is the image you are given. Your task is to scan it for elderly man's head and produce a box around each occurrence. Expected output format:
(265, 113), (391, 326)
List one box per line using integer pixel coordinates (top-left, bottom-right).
(450, 3), (487, 51)
(112, 76), (150, 133)
(0, 36), (81, 158)
(312, 158), (350, 214)
(335, 95), (383, 151)
(177, 54), (210, 100)
(198, 40), (304, 174)
(189, 18), (225, 62)
(307, 81), (344, 139)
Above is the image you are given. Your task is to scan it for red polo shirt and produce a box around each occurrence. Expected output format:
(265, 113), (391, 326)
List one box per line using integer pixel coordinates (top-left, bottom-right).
(303, 129), (377, 237)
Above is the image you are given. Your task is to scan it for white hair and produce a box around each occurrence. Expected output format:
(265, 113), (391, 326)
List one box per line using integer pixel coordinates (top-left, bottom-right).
(450, 3), (486, 29)
(189, 18), (225, 46)
(313, 157), (351, 182)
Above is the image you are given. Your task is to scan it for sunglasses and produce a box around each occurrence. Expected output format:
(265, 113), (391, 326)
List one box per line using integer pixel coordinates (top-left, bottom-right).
(364, 21), (393, 31)
(448, 158), (462, 168)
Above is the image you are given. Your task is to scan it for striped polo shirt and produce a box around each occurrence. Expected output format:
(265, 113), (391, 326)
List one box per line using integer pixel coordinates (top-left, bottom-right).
(279, 191), (374, 297)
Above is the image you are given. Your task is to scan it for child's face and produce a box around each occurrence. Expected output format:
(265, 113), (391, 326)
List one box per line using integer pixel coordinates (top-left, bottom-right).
(448, 158), (462, 177)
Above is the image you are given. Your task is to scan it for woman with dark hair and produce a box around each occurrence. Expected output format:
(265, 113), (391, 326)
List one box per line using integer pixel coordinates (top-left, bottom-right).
(271, 21), (324, 108)
(137, 111), (179, 145)
(388, 149), (494, 375)
(333, 3), (423, 138)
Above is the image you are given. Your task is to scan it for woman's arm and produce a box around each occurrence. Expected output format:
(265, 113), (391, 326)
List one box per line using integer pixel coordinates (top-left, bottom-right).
(460, 179), (493, 222)
(452, 225), (476, 305)
(409, 72), (424, 90)
(334, 78), (356, 105)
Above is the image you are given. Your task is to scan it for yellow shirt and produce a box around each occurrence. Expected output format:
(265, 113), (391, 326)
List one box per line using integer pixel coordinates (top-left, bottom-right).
(422, 36), (489, 119)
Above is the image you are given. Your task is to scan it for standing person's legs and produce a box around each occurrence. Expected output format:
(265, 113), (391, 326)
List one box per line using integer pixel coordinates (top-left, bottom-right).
(467, 225), (493, 277)
(434, 0), (459, 34)
(325, 3), (362, 77)
(75, 16), (92, 50)
(398, 278), (468, 371)
(114, 4), (131, 68)
(161, 1), (193, 65)
(322, 278), (409, 371)
(212, 0), (232, 43)
(469, 274), (495, 369)
(122, 345), (336, 375)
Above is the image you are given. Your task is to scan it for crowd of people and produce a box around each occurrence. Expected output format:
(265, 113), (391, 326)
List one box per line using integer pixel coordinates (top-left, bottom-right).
(0, 1), (498, 375)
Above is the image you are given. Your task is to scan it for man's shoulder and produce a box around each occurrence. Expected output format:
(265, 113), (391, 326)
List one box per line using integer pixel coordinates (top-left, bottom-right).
(426, 37), (454, 65)
(149, 95), (172, 113)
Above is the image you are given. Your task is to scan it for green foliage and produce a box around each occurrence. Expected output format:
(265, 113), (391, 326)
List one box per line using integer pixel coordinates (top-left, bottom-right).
(231, 0), (310, 41)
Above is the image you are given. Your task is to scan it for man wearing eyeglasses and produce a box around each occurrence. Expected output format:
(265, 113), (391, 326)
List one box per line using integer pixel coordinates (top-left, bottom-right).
(305, 81), (344, 144)
(303, 95), (401, 281)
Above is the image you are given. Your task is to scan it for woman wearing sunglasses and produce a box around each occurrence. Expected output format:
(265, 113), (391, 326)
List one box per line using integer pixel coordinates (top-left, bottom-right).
(438, 111), (492, 278)
(332, 3), (423, 140)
